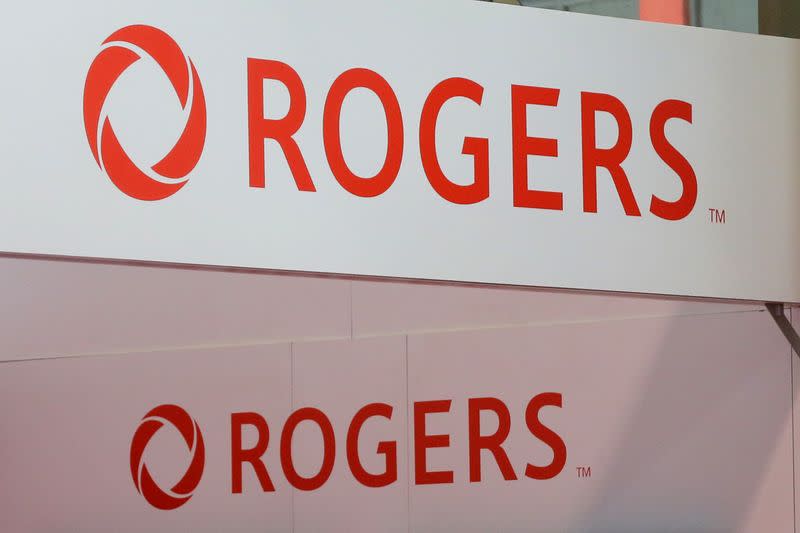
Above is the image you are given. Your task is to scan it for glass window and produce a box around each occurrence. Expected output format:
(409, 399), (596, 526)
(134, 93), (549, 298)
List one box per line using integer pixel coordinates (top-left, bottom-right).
(490, 0), (760, 34)
(694, 0), (758, 33)
(518, 0), (639, 20)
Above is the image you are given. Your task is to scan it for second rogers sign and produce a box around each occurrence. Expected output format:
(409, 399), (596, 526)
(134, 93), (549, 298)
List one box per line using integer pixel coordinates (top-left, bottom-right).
(129, 392), (567, 511)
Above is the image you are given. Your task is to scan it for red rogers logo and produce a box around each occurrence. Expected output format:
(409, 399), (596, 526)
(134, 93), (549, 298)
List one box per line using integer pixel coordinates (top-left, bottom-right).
(83, 25), (206, 201)
(130, 404), (205, 510)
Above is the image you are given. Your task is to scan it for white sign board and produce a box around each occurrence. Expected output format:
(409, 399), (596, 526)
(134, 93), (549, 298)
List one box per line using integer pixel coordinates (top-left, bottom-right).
(1, 0), (799, 301)
(0, 313), (793, 531)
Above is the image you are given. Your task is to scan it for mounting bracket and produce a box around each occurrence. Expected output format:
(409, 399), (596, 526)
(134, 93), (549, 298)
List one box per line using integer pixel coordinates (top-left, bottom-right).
(765, 303), (800, 356)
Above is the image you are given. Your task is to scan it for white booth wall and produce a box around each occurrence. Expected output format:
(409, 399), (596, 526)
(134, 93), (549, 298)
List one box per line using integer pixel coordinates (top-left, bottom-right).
(0, 256), (797, 532)
(0, 1), (796, 530)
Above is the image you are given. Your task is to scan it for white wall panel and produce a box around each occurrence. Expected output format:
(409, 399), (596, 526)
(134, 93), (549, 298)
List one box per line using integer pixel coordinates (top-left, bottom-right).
(352, 279), (760, 337)
(0, 257), (350, 361)
(0, 344), (293, 532)
(0, 261), (795, 531)
(291, 336), (408, 533)
(407, 311), (792, 532)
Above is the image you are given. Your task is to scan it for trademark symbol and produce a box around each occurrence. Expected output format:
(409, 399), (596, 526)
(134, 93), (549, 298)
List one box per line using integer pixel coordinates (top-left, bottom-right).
(576, 466), (592, 479)
(708, 208), (726, 224)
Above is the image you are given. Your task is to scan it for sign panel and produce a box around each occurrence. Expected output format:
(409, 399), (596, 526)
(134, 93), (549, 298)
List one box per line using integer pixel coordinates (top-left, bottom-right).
(1, 0), (799, 301)
(0, 313), (792, 531)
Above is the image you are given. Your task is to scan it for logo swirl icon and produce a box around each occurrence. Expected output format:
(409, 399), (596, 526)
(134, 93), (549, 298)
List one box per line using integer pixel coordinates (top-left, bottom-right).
(83, 25), (206, 200)
(130, 404), (205, 510)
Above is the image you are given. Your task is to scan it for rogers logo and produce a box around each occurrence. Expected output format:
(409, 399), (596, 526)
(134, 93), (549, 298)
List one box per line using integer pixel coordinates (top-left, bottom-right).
(129, 404), (205, 510)
(81, 24), (698, 218)
(83, 25), (206, 201)
(127, 394), (566, 512)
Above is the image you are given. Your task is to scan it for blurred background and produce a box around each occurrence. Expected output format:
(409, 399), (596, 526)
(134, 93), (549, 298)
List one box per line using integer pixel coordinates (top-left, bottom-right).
(479, 0), (799, 37)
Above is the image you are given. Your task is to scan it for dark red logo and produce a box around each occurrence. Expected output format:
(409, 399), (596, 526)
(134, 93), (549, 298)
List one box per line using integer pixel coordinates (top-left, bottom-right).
(83, 25), (206, 201)
(130, 404), (205, 510)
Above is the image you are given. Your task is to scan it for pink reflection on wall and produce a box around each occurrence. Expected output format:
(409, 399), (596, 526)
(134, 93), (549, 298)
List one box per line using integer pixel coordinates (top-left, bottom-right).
(640, 0), (688, 24)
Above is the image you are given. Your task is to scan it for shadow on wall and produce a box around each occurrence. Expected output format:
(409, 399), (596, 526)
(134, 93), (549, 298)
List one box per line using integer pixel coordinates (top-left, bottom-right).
(574, 310), (793, 532)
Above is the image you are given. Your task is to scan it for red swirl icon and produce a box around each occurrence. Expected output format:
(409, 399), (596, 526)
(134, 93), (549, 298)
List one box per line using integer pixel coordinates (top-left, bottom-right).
(130, 404), (205, 510)
(83, 25), (206, 200)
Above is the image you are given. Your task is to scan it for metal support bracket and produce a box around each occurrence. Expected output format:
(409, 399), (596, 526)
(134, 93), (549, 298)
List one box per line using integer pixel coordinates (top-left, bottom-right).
(766, 303), (800, 357)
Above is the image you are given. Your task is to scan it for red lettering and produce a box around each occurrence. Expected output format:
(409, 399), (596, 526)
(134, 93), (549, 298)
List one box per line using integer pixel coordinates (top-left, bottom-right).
(649, 99), (697, 221)
(524, 393), (567, 480)
(413, 400), (453, 485)
(323, 68), (404, 197)
(247, 58), (315, 191)
(511, 85), (562, 210)
(280, 407), (336, 491)
(581, 91), (640, 216)
(346, 403), (397, 488)
(420, 77), (489, 204)
(231, 412), (274, 493)
(468, 397), (517, 482)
